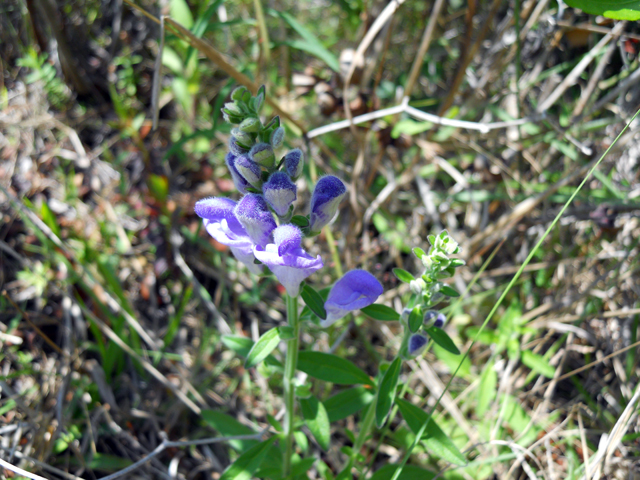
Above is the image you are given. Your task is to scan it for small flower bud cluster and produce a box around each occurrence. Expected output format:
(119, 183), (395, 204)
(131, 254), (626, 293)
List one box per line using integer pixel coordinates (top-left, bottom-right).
(398, 231), (465, 359)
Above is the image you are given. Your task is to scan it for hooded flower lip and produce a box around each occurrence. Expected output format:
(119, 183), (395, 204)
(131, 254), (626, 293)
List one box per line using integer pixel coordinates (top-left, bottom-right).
(408, 334), (429, 356)
(234, 194), (277, 247)
(321, 269), (383, 328)
(263, 172), (297, 217)
(253, 224), (323, 297)
(194, 197), (262, 274)
(309, 176), (347, 233)
(283, 149), (304, 180)
(225, 153), (250, 194)
(235, 155), (263, 189)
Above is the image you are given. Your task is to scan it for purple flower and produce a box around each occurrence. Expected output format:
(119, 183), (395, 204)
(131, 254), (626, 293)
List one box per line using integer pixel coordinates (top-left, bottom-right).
(408, 334), (429, 356)
(249, 143), (275, 168)
(235, 155), (263, 189)
(423, 310), (446, 329)
(263, 172), (297, 217)
(194, 197), (262, 274)
(253, 225), (323, 297)
(225, 153), (249, 194)
(234, 194), (277, 247)
(322, 269), (383, 327)
(309, 176), (347, 233)
(283, 149), (304, 180)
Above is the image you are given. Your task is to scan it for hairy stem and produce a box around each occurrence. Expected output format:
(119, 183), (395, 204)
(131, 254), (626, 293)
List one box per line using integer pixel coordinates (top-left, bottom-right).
(283, 294), (299, 476)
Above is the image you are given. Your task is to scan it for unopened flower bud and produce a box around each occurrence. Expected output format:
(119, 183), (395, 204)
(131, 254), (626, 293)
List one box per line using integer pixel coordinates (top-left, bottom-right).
(239, 117), (261, 133)
(270, 126), (285, 149)
(229, 136), (249, 156)
(423, 310), (446, 329)
(308, 176), (346, 233)
(234, 194), (276, 247)
(225, 153), (249, 193)
(231, 86), (247, 101)
(408, 334), (429, 356)
(223, 102), (242, 116)
(410, 278), (426, 294)
(231, 128), (254, 149)
(235, 156), (263, 189)
(283, 149), (304, 180)
(263, 172), (297, 217)
(250, 143), (275, 168)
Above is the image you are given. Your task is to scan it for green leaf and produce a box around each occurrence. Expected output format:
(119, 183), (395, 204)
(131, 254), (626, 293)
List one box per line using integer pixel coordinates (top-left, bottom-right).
(412, 247), (426, 259)
(300, 287), (331, 323)
(170, 0), (194, 29)
(291, 215), (310, 227)
(425, 327), (460, 355)
(300, 396), (331, 450)
(270, 10), (340, 71)
(324, 387), (375, 422)
(245, 328), (281, 368)
(393, 268), (414, 283)
(40, 200), (61, 238)
(300, 284), (327, 320)
(221, 335), (282, 367)
(369, 464), (436, 480)
(297, 351), (374, 386)
(521, 350), (555, 378)
(360, 304), (400, 321)
(396, 399), (467, 466)
(376, 357), (402, 427)
(477, 360), (497, 417)
(565, 0), (640, 20)
(408, 306), (422, 333)
(221, 335), (253, 357)
(439, 285), (460, 297)
(201, 410), (258, 452)
(220, 437), (277, 480)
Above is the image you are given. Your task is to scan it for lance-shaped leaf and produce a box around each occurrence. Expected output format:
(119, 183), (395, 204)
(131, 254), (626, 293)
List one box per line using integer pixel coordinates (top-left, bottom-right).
(219, 437), (277, 480)
(360, 304), (399, 321)
(297, 351), (374, 386)
(424, 326), (460, 355)
(324, 387), (375, 422)
(245, 328), (281, 368)
(396, 399), (466, 466)
(376, 357), (402, 427)
(300, 283), (327, 320)
(393, 268), (414, 283)
(300, 396), (330, 450)
(201, 410), (258, 452)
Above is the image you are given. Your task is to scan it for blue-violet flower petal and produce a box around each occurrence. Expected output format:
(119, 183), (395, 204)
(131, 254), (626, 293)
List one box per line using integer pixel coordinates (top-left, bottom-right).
(408, 334), (429, 356)
(253, 224), (323, 297)
(234, 194), (277, 247)
(322, 269), (383, 327)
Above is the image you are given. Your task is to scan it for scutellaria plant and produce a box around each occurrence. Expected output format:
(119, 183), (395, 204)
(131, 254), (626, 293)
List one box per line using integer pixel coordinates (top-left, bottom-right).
(195, 86), (467, 478)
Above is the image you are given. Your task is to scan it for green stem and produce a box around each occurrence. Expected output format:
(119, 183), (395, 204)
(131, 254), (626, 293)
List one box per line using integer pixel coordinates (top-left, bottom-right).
(353, 391), (377, 455)
(283, 294), (299, 476)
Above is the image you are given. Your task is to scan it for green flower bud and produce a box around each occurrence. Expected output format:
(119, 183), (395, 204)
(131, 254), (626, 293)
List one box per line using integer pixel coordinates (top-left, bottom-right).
(239, 117), (261, 133)
(250, 143), (276, 168)
(271, 126), (285, 149)
(231, 86), (247, 102)
(231, 128), (254, 149)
